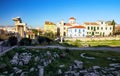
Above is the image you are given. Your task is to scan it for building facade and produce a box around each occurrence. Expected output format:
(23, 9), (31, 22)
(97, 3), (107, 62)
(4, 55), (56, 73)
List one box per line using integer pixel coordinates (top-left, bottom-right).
(44, 21), (57, 33)
(67, 26), (86, 37)
(57, 17), (81, 37)
(83, 21), (113, 37)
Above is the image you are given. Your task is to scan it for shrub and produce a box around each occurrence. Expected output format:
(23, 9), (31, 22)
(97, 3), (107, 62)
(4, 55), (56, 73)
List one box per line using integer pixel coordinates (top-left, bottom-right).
(0, 38), (3, 41)
(7, 36), (17, 46)
(44, 31), (56, 40)
(37, 36), (53, 45)
(19, 38), (32, 46)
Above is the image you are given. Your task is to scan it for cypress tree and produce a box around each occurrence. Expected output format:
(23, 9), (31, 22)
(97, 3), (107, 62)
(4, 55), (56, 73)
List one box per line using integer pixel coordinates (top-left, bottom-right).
(111, 20), (116, 35)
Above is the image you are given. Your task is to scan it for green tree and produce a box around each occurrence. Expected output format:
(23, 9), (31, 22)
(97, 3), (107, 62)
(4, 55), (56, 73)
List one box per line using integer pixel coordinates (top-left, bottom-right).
(32, 29), (38, 36)
(37, 36), (53, 45)
(44, 31), (56, 40)
(19, 38), (32, 46)
(111, 20), (116, 35)
(8, 36), (18, 46)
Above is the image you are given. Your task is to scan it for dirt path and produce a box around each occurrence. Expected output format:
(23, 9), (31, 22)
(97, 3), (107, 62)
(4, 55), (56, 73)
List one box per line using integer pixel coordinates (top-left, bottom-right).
(24, 46), (120, 52)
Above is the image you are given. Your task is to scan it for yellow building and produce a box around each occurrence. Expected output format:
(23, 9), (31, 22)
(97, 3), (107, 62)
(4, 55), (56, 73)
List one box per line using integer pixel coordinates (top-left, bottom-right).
(44, 21), (57, 33)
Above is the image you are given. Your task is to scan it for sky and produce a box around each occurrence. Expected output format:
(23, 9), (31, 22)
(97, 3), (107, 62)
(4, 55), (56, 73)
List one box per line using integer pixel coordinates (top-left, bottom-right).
(0, 0), (120, 27)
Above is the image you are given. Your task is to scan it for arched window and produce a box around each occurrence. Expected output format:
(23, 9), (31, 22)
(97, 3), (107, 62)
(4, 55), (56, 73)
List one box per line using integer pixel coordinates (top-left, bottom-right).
(91, 27), (93, 30)
(88, 26), (90, 30)
(97, 27), (99, 30)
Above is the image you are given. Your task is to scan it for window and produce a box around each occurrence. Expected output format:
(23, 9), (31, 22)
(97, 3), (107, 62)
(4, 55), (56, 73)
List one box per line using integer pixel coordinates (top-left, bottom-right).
(83, 34), (84, 37)
(75, 29), (77, 32)
(97, 27), (99, 30)
(106, 27), (107, 30)
(83, 29), (85, 32)
(110, 27), (112, 30)
(94, 27), (96, 31)
(101, 22), (103, 24)
(88, 26), (90, 30)
(101, 27), (103, 30)
(79, 29), (81, 33)
(103, 32), (105, 36)
(68, 29), (70, 32)
(96, 32), (99, 34)
(91, 27), (93, 30)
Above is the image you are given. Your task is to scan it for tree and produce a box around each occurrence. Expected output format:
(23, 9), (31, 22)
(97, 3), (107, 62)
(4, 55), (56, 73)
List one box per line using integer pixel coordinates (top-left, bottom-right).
(114, 26), (120, 35)
(8, 36), (18, 46)
(111, 20), (116, 35)
(32, 29), (38, 36)
(44, 31), (56, 40)
(37, 36), (53, 45)
(19, 38), (32, 46)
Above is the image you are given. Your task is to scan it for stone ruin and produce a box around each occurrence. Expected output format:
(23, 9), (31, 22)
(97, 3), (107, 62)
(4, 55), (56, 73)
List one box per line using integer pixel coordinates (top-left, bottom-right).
(10, 52), (32, 66)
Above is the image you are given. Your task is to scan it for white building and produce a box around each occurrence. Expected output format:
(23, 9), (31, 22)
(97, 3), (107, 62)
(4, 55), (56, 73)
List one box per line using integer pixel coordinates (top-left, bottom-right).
(0, 26), (15, 33)
(67, 26), (86, 37)
(83, 21), (113, 37)
(57, 17), (81, 37)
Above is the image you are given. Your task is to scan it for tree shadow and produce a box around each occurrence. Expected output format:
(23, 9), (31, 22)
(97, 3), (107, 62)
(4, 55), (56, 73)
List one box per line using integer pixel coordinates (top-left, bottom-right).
(93, 45), (120, 48)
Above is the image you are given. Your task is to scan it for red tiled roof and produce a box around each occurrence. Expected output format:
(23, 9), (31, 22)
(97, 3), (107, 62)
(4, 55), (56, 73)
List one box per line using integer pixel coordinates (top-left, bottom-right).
(84, 22), (99, 25)
(69, 17), (76, 20)
(64, 23), (72, 26)
(26, 32), (32, 35)
(26, 31), (35, 35)
(69, 26), (85, 28)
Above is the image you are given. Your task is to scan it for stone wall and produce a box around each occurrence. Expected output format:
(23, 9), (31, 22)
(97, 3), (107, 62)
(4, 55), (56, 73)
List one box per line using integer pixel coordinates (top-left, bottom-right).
(65, 36), (120, 41)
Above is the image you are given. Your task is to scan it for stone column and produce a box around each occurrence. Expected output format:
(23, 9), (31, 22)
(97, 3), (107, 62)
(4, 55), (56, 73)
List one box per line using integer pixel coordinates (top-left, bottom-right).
(60, 20), (64, 43)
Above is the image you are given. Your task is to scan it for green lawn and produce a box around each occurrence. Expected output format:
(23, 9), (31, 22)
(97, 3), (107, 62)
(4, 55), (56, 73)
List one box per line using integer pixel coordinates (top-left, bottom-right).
(0, 47), (120, 76)
(64, 40), (120, 47)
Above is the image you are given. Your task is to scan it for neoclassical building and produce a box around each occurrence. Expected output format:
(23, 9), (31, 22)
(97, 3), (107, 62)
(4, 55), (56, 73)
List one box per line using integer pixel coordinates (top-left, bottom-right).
(57, 18), (113, 38)
(83, 21), (113, 37)
(57, 17), (85, 37)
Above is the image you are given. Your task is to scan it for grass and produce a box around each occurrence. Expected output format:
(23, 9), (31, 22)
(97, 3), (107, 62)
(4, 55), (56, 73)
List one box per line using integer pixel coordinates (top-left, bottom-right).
(64, 40), (120, 47)
(0, 47), (120, 76)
